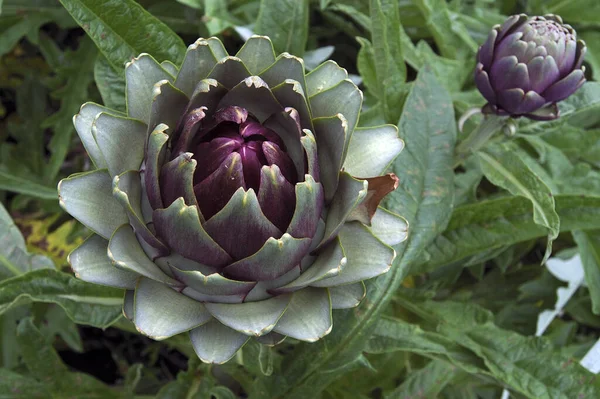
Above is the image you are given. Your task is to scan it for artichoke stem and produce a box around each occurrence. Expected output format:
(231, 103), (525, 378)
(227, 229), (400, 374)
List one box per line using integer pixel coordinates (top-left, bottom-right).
(454, 114), (509, 168)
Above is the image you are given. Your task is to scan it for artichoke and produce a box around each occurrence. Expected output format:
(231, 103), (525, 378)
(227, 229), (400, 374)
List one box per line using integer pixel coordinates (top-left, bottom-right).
(475, 14), (586, 120)
(58, 36), (407, 363)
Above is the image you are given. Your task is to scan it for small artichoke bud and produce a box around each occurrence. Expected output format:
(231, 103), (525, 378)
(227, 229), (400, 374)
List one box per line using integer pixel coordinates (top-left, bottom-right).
(475, 14), (586, 120)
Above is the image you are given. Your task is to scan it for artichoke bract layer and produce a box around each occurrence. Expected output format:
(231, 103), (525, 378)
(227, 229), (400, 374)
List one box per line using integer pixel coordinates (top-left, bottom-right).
(58, 36), (408, 364)
(475, 14), (586, 120)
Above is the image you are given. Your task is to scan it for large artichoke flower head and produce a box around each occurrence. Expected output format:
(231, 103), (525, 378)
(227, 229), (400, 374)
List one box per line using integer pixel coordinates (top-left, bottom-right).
(475, 14), (586, 120)
(58, 36), (408, 363)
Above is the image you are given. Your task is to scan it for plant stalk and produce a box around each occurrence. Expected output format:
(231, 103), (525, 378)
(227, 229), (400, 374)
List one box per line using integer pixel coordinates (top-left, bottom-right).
(454, 114), (508, 168)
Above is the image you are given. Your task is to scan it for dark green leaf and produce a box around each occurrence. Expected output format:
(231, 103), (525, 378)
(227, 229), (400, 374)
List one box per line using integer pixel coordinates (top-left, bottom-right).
(573, 230), (600, 315)
(0, 13), (52, 57)
(366, 317), (485, 373)
(383, 66), (457, 275)
(94, 54), (126, 111)
(0, 171), (57, 200)
(16, 317), (119, 396)
(58, 0), (186, 71)
(384, 359), (459, 398)
(477, 144), (560, 261)
(255, 0), (309, 56)
(368, 0), (406, 124)
(203, 0), (239, 35)
(0, 369), (47, 398)
(0, 269), (123, 328)
(523, 82), (600, 133)
(42, 36), (97, 181)
(356, 37), (377, 97)
(412, 0), (477, 59)
(417, 195), (600, 273)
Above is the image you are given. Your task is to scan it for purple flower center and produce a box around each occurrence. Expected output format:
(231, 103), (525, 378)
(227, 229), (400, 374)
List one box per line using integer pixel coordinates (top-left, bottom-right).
(192, 106), (295, 191)
(172, 105), (298, 221)
(528, 19), (574, 44)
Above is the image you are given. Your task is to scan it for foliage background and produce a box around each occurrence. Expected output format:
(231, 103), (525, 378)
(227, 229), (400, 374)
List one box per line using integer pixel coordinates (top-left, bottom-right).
(2, 0), (600, 397)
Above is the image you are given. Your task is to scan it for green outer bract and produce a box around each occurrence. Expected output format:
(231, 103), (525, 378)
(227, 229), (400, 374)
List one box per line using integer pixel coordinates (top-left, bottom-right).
(59, 36), (408, 364)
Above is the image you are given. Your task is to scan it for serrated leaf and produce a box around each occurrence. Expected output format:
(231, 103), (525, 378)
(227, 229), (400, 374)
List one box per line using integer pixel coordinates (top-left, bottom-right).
(155, 358), (236, 399)
(379, 298), (600, 398)
(0, 13), (52, 57)
(383, 66), (456, 275)
(366, 316), (485, 374)
(255, 0), (309, 56)
(356, 37), (377, 97)
(94, 54), (126, 111)
(412, 0), (477, 59)
(477, 144), (559, 262)
(418, 195), (600, 273)
(1, 0), (74, 26)
(522, 82), (600, 133)
(42, 37), (97, 181)
(573, 231), (600, 315)
(0, 307), (27, 368)
(545, 0), (600, 25)
(0, 75), (57, 198)
(59, 0), (186, 71)
(385, 359), (458, 398)
(368, 0), (406, 124)
(0, 171), (57, 199)
(0, 369), (47, 398)
(16, 318), (119, 396)
(203, 0), (239, 35)
(0, 269), (123, 328)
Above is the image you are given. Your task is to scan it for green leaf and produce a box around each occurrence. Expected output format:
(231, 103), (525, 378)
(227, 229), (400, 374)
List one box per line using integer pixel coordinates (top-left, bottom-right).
(58, 0), (186, 71)
(1, 0), (74, 25)
(412, 0), (477, 59)
(356, 37), (377, 97)
(123, 363), (143, 395)
(0, 307), (27, 368)
(368, 0), (406, 124)
(242, 340), (275, 377)
(477, 144), (560, 261)
(94, 54), (126, 111)
(383, 66), (457, 274)
(417, 195), (600, 273)
(580, 31), (600, 81)
(461, 326), (600, 398)
(0, 269), (123, 328)
(0, 13), (52, 57)
(377, 299), (600, 398)
(0, 75), (57, 198)
(249, 66), (456, 399)
(155, 358), (236, 399)
(203, 0), (238, 35)
(42, 36), (97, 181)
(0, 369), (47, 398)
(255, 0), (309, 56)
(415, 40), (468, 93)
(522, 82), (600, 133)
(545, 0), (600, 25)
(16, 317), (119, 396)
(39, 305), (83, 353)
(0, 171), (57, 200)
(365, 316), (485, 373)
(385, 359), (458, 398)
(573, 230), (600, 315)
(0, 203), (53, 279)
